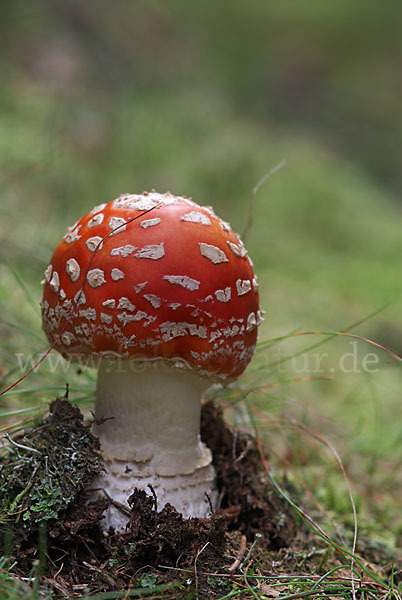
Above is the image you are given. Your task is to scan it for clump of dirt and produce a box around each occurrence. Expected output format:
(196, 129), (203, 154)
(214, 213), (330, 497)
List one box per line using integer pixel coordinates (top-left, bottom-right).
(1, 396), (363, 598)
(201, 401), (294, 548)
(0, 396), (101, 538)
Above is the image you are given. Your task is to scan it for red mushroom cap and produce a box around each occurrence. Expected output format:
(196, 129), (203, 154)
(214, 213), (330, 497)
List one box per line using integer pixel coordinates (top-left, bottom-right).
(41, 192), (262, 381)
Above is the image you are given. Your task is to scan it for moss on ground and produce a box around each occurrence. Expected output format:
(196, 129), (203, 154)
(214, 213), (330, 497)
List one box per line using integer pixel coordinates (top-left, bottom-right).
(0, 394), (101, 535)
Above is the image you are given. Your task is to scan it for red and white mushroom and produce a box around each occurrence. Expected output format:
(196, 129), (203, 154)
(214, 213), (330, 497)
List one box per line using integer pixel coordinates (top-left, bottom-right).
(41, 191), (262, 530)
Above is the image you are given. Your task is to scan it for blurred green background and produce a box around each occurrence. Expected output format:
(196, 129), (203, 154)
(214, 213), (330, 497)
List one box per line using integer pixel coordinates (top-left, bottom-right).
(0, 1), (401, 544)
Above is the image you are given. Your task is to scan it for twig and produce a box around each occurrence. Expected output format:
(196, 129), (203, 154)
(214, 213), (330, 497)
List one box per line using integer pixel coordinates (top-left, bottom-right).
(147, 483), (157, 510)
(194, 541), (210, 598)
(205, 491), (214, 515)
(90, 487), (130, 516)
(228, 534), (247, 572)
(233, 438), (252, 464)
(147, 483), (158, 527)
(82, 561), (118, 588)
(43, 577), (69, 597)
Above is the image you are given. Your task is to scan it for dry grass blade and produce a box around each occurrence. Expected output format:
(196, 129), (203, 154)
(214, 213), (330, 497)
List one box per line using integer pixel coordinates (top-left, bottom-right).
(284, 417), (358, 600)
(242, 397), (391, 592)
(258, 302), (394, 365)
(242, 160), (286, 242)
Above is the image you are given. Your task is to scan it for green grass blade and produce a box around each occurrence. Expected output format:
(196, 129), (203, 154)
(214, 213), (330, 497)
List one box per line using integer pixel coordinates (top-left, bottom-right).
(0, 252), (39, 316)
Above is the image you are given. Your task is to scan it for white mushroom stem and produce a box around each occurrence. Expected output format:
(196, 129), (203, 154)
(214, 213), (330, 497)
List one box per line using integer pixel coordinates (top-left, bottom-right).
(92, 359), (218, 531)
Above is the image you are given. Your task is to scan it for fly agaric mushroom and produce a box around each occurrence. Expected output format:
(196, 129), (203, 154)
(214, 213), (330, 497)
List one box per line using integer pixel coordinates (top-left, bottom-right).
(41, 191), (262, 530)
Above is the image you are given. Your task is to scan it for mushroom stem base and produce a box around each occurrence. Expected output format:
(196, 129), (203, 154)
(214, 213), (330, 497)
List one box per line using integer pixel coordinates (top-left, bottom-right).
(94, 458), (218, 531)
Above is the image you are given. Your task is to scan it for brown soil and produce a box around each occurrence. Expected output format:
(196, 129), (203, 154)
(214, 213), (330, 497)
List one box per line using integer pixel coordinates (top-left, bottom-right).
(0, 397), (398, 598)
